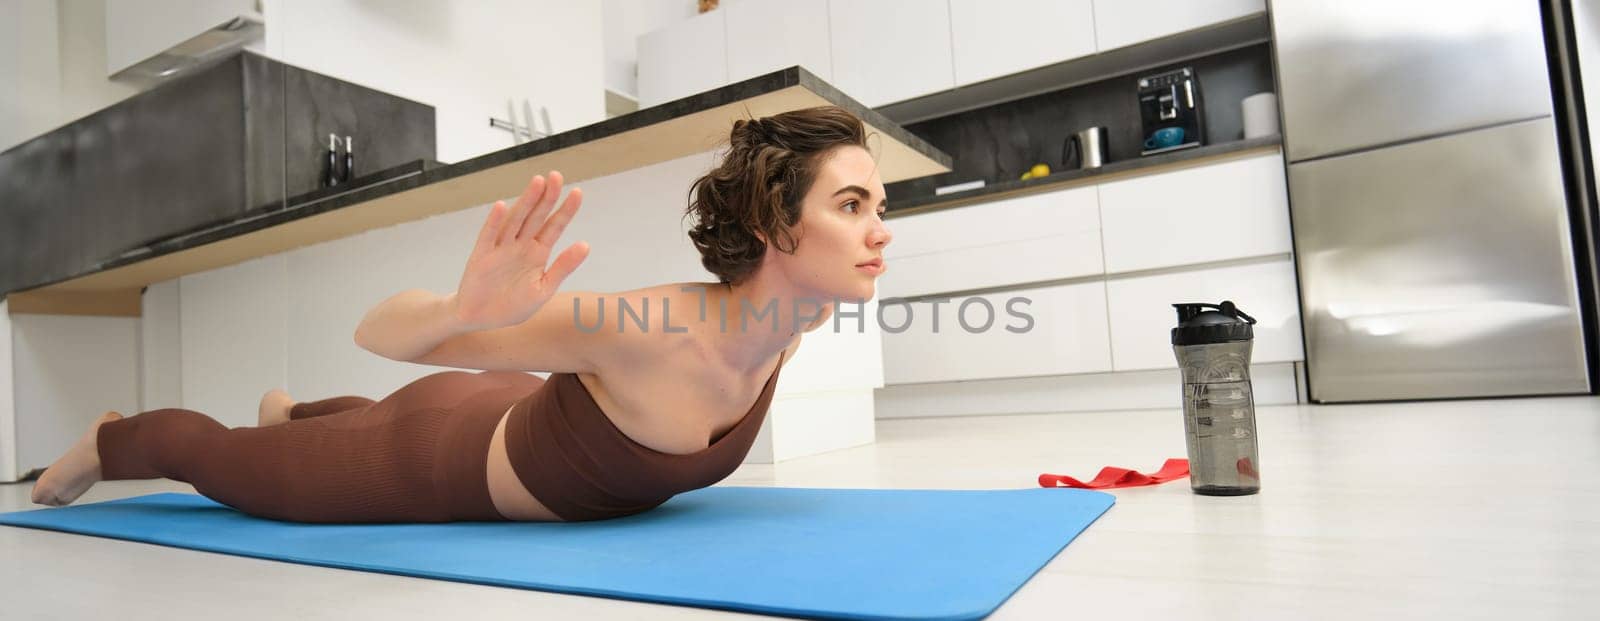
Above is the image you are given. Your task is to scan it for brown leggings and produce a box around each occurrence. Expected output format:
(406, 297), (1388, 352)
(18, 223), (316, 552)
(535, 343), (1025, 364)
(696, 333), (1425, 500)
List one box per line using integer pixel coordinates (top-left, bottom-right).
(95, 370), (547, 523)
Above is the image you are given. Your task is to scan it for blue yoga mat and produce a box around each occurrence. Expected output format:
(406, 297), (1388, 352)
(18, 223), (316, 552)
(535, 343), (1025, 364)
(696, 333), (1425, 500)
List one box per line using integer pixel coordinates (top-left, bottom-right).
(1, 486), (1113, 620)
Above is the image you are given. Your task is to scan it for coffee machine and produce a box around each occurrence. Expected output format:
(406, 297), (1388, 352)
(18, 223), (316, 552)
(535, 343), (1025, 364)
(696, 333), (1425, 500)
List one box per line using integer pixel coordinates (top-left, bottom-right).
(1138, 66), (1204, 155)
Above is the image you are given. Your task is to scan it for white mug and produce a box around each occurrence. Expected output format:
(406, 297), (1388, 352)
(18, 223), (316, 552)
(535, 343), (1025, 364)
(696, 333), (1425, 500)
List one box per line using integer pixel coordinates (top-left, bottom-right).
(1242, 92), (1279, 139)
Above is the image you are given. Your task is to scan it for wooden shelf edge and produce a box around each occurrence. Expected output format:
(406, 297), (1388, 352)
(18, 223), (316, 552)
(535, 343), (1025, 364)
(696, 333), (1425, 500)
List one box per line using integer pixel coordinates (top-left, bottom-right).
(886, 136), (1282, 219)
(6, 289), (143, 317)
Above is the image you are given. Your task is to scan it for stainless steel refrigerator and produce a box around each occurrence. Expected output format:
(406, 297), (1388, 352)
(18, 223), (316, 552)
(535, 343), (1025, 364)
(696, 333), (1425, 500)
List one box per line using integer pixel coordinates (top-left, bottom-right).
(1269, 1), (1598, 402)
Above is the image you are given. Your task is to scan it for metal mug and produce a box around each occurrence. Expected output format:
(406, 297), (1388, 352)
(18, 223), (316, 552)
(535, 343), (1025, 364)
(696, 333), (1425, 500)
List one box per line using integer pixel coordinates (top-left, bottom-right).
(1063, 126), (1107, 170)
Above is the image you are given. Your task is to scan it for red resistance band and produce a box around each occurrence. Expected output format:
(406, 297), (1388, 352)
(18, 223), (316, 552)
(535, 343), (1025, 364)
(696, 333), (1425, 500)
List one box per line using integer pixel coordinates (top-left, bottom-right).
(1038, 458), (1190, 489)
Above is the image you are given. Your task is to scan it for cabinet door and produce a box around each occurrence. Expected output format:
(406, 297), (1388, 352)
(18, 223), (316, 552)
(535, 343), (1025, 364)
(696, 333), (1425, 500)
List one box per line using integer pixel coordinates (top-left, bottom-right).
(1098, 152), (1290, 274)
(829, 0), (956, 107)
(725, 0), (832, 83)
(779, 299), (886, 394)
(949, 0), (1095, 86)
(879, 186), (1102, 299)
(1104, 258), (1303, 372)
(637, 9), (728, 108)
(882, 281), (1113, 384)
(1092, 0), (1264, 52)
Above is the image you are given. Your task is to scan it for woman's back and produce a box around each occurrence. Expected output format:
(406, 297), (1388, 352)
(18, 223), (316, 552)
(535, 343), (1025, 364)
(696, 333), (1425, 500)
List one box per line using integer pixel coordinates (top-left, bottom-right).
(495, 348), (787, 521)
(572, 281), (796, 454)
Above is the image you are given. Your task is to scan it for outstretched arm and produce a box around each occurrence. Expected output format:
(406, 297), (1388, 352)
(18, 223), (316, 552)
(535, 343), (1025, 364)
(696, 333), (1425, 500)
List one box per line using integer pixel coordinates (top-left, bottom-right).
(356, 169), (594, 371)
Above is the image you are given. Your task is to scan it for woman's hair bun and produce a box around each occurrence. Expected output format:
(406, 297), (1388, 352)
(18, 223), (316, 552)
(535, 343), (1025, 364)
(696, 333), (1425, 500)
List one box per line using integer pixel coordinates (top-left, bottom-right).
(682, 106), (869, 285)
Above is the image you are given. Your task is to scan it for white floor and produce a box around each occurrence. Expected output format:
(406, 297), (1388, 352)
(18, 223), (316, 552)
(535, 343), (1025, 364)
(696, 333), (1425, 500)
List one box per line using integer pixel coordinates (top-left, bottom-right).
(3, 396), (1598, 620)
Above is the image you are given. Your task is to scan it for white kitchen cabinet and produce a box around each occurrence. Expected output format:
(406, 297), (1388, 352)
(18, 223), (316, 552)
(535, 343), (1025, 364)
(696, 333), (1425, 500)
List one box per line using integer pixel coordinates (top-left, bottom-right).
(879, 186), (1102, 298)
(637, 9), (728, 108)
(1104, 258), (1303, 372)
(1092, 0), (1265, 52)
(881, 281), (1113, 384)
(828, 0), (956, 107)
(778, 299), (885, 394)
(949, 0), (1096, 86)
(1098, 151), (1290, 274)
(725, 0), (833, 83)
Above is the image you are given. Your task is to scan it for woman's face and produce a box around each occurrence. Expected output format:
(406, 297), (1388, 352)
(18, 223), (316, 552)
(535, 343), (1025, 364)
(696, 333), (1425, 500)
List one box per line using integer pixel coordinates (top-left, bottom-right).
(766, 145), (893, 303)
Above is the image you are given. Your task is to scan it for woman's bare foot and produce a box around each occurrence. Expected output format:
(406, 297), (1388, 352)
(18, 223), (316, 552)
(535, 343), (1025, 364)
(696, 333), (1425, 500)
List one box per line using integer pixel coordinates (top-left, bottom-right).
(31, 411), (122, 506)
(257, 388), (297, 427)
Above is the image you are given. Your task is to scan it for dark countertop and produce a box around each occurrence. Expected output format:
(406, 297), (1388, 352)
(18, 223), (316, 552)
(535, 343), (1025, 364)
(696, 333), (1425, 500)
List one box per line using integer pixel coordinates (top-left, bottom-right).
(96, 66), (951, 273)
(886, 135), (1282, 219)
(105, 158), (449, 265)
(17, 66), (952, 302)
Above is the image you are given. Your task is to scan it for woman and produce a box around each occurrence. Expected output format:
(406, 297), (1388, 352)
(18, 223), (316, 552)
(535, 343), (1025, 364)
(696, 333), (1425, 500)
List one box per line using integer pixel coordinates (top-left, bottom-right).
(29, 105), (893, 523)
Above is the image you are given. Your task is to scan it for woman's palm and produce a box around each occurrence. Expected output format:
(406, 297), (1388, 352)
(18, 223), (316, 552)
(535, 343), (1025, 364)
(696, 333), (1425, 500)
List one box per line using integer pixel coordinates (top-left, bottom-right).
(455, 170), (589, 331)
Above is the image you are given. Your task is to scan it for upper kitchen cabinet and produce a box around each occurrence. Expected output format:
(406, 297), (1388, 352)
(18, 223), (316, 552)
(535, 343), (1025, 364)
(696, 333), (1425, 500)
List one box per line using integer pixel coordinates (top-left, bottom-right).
(829, 0), (956, 108)
(637, 9), (728, 108)
(1092, 0), (1264, 52)
(949, 0), (1096, 87)
(725, 0), (832, 84)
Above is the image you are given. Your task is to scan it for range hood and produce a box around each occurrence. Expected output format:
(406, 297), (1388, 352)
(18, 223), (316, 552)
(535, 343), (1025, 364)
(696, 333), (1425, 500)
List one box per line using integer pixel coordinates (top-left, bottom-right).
(108, 13), (265, 89)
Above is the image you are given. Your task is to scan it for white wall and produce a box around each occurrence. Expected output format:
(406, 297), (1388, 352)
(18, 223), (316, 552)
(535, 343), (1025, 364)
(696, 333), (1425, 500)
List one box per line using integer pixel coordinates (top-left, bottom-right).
(0, 0), (65, 152)
(601, 0), (698, 98)
(260, 0), (606, 163)
(140, 280), (182, 414)
(157, 198), (505, 427)
(10, 313), (139, 475)
(0, 0), (143, 152)
(59, 0), (143, 122)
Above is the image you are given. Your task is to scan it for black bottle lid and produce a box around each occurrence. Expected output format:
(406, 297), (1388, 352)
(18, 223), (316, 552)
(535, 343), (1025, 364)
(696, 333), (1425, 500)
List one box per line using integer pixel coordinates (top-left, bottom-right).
(1171, 300), (1256, 345)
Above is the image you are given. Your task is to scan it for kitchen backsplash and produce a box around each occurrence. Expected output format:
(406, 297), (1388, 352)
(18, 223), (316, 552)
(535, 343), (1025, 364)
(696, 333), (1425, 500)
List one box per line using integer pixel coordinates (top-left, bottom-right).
(885, 43), (1275, 205)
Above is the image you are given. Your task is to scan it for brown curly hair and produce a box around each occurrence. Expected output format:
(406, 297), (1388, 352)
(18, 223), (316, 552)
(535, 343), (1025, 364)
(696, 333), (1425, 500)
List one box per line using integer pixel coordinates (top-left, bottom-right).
(683, 105), (869, 285)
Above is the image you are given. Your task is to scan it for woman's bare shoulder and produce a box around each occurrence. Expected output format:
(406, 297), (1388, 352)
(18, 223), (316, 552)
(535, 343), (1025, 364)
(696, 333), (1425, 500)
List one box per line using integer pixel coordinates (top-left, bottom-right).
(609, 281), (723, 307)
(585, 282), (720, 360)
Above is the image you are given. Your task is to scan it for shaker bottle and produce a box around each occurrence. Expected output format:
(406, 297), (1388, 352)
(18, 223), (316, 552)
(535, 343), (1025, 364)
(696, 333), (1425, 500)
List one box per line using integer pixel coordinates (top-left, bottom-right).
(1171, 300), (1261, 496)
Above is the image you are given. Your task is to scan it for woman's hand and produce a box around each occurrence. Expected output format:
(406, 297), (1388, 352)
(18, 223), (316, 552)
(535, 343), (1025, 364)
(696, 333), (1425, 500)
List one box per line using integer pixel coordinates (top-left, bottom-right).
(452, 170), (590, 332)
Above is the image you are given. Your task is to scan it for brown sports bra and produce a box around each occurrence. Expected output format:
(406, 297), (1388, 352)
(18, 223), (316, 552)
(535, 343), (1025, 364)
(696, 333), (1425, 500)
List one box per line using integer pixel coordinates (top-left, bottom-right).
(502, 350), (785, 521)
